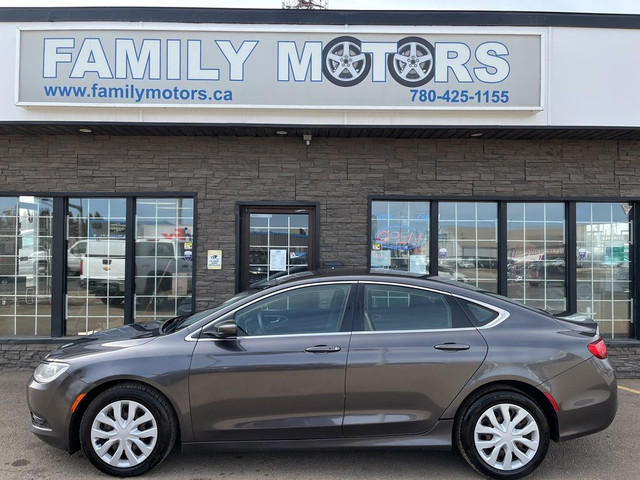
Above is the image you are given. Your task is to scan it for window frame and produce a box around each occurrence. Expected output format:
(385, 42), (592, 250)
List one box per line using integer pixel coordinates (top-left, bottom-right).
(232, 283), (353, 337)
(353, 281), (473, 333)
(368, 195), (638, 340)
(199, 281), (357, 340)
(0, 192), (196, 337)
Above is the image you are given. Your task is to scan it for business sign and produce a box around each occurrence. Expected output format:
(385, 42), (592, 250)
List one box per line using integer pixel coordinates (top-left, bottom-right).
(374, 225), (427, 251)
(17, 28), (542, 110)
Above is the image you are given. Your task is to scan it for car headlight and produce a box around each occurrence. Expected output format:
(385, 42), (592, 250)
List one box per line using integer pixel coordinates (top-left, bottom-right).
(33, 362), (69, 384)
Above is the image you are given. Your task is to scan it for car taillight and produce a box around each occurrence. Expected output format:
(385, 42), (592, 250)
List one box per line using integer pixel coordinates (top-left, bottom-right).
(588, 337), (608, 359)
(80, 259), (83, 275)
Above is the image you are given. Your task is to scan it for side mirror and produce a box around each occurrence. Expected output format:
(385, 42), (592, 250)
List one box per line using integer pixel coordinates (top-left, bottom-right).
(202, 319), (237, 338)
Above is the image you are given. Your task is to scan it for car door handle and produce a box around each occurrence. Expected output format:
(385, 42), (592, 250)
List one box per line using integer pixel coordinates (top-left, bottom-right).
(434, 343), (470, 351)
(305, 345), (342, 353)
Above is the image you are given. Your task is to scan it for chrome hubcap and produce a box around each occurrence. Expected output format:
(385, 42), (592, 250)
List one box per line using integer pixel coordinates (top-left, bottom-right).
(473, 403), (540, 471)
(90, 400), (158, 468)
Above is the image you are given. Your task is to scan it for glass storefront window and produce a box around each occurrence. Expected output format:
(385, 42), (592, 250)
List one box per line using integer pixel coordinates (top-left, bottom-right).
(66, 198), (126, 335)
(577, 203), (632, 339)
(135, 198), (194, 321)
(371, 201), (429, 273)
(248, 212), (309, 288)
(0, 196), (52, 336)
(507, 203), (566, 313)
(438, 202), (498, 291)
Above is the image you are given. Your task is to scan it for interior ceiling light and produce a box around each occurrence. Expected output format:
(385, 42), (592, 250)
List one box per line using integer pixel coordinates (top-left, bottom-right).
(78, 128), (93, 133)
(470, 132), (484, 137)
(275, 130), (288, 135)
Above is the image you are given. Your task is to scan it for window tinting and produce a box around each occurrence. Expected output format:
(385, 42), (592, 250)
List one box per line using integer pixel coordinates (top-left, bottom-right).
(456, 298), (499, 327)
(364, 284), (457, 331)
(235, 284), (351, 336)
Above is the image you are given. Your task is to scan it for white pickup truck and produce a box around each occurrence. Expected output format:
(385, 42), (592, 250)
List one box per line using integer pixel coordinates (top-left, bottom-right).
(76, 238), (191, 305)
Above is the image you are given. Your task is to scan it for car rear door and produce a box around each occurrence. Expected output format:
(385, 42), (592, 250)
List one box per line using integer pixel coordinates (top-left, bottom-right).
(189, 282), (355, 442)
(343, 282), (488, 437)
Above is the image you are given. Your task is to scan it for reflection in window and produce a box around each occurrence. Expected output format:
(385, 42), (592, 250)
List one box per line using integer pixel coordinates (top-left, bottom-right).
(135, 198), (194, 321)
(364, 284), (460, 330)
(248, 213), (310, 288)
(66, 198), (126, 335)
(0, 196), (52, 336)
(235, 284), (350, 336)
(507, 203), (566, 313)
(577, 203), (631, 339)
(370, 201), (429, 273)
(438, 202), (497, 292)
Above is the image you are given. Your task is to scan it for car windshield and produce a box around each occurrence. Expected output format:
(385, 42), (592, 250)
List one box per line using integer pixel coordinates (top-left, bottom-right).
(167, 290), (257, 332)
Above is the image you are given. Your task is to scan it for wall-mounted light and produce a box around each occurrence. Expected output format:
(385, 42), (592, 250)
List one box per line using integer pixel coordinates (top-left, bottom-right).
(303, 134), (312, 146)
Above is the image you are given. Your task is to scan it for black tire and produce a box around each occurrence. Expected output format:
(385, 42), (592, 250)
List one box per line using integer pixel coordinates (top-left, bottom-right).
(79, 383), (177, 477)
(455, 388), (550, 479)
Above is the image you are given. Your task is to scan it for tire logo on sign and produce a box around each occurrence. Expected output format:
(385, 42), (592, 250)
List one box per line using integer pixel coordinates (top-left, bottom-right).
(323, 36), (435, 87)
(388, 36), (435, 87)
(323, 36), (372, 87)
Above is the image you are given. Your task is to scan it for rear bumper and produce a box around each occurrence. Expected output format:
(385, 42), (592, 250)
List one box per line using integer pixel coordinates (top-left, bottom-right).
(543, 357), (617, 442)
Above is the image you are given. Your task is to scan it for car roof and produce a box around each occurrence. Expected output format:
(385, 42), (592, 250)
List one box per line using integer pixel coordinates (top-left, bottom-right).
(264, 267), (462, 288)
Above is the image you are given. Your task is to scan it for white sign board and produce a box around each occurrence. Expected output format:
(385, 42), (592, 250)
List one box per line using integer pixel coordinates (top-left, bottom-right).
(16, 28), (542, 110)
(269, 249), (287, 272)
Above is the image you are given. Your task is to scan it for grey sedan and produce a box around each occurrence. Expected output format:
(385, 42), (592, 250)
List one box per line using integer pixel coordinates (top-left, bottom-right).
(27, 269), (617, 479)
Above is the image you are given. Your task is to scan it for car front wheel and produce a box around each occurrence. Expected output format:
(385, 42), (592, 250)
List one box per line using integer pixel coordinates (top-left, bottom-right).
(455, 389), (550, 479)
(79, 383), (177, 477)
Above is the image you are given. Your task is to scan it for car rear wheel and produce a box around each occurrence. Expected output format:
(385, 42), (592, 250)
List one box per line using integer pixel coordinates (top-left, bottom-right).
(455, 389), (550, 479)
(79, 383), (177, 477)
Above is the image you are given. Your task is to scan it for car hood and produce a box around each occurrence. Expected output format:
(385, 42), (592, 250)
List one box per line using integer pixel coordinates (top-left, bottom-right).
(45, 321), (164, 361)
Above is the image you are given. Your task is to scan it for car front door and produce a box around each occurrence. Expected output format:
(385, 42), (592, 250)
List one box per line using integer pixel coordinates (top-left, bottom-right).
(343, 282), (488, 437)
(189, 282), (354, 442)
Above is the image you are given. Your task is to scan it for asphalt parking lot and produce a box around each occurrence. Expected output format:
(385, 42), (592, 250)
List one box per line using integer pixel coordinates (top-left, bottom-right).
(1, 370), (639, 480)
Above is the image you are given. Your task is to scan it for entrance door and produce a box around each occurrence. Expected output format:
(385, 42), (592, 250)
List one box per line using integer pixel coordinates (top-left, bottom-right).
(240, 205), (317, 291)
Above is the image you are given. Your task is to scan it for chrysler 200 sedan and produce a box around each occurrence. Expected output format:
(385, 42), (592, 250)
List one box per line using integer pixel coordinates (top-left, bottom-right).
(27, 269), (617, 479)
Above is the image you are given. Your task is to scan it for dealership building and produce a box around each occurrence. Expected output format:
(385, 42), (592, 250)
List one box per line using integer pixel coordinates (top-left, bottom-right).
(0, 6), (639, 376)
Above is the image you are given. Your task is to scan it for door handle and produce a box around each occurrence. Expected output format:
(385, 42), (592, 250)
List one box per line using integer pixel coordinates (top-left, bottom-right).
(434, 343), (470, 351)
(305, 345), (342, 353)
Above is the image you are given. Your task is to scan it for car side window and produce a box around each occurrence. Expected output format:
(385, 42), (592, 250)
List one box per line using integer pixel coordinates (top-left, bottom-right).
(235, 284), (351, 336)
(363, 284), (454, 331)
(69, 241), (86, 255)
(456, 298), (499, 327)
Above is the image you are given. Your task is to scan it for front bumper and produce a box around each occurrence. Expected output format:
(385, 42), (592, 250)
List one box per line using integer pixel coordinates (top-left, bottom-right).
(543, 356), (617, 442)
(26, 371), (88, 453)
